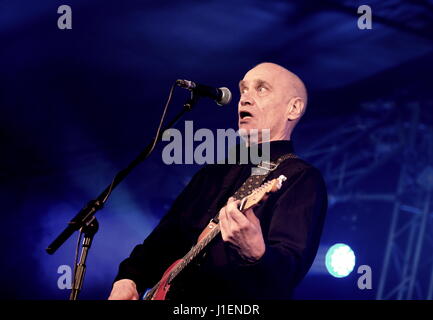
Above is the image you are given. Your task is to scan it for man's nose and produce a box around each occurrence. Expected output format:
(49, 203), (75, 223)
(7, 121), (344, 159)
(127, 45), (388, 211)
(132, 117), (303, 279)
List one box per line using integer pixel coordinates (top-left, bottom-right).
(240, 93), (254, 107)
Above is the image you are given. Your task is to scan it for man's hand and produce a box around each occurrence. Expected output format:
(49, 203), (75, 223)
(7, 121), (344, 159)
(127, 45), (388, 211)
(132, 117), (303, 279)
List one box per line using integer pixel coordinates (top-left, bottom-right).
(219, 197), (266, 262)
(108, 279), (139, 300)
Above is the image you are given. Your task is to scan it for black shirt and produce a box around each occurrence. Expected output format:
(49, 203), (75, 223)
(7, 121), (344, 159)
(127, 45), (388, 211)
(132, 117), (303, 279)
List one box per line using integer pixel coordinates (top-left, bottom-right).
(114, 140), (328, 300)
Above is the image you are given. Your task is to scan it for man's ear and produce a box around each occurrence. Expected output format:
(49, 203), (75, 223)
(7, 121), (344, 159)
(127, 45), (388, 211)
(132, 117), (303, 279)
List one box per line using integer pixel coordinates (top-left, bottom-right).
(286, 97), (305, 121)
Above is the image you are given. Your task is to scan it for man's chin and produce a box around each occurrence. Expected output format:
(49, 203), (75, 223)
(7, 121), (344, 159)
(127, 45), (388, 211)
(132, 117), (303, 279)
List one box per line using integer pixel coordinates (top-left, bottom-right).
(238, 121), (256, 131)
(238, 122), (272, 143)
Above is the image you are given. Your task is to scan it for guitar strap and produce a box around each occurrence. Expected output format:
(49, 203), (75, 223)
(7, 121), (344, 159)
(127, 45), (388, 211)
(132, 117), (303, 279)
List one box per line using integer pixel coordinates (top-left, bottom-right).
(231, 153), (298, 201)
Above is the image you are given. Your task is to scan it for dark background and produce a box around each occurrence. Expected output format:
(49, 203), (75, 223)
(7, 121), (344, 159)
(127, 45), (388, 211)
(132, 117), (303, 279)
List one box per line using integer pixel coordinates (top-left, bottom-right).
(1, 0), (432, 300)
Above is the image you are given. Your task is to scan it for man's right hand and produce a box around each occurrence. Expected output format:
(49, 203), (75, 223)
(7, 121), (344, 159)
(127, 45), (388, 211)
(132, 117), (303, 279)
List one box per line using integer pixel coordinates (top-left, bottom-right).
(108, 279), (139, 300)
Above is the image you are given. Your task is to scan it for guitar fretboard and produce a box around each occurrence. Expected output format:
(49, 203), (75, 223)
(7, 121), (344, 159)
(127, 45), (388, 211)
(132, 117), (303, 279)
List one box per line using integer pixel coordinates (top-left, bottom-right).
(167, 223), (221, 283)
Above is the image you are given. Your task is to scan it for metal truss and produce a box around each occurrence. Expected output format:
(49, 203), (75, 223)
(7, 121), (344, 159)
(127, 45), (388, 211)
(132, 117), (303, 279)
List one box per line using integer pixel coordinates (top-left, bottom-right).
(301, 101), (433, 300)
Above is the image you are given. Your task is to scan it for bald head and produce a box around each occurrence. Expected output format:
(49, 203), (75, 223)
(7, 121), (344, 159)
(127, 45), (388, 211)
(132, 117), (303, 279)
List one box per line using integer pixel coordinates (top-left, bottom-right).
(238, 62), (308, 141)
(251, 62), (308, 110)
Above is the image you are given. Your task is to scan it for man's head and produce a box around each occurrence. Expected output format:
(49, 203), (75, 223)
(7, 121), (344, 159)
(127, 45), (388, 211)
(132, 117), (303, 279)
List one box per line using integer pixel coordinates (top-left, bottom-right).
(238, 62), (308, 142)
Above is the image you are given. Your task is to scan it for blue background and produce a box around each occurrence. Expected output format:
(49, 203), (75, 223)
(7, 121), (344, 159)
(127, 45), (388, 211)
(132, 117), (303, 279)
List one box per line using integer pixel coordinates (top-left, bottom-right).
(1, 0), (432, 299)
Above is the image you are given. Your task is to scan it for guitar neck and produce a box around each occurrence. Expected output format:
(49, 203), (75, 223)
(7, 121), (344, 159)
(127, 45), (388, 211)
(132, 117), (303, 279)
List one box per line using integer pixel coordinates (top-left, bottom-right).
(144, 225), (220, 300)
(167, 223), (221, 282)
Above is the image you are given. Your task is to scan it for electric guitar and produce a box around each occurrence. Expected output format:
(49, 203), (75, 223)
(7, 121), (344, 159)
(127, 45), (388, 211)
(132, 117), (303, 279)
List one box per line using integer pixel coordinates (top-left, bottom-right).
(143, 174), (287, 300)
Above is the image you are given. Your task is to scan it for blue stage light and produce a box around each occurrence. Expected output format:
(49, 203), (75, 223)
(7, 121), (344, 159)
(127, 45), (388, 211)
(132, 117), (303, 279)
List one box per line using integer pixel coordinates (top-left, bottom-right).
(325, 243), (356, 278)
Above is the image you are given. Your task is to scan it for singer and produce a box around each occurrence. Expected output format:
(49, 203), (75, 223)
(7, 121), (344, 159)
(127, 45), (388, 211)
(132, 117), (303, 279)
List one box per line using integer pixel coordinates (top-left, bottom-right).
(108, 62), (328, 300)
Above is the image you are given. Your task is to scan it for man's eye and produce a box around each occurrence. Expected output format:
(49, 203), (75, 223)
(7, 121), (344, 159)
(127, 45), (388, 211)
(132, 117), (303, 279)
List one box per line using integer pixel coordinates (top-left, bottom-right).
(258, 86), (267, 93)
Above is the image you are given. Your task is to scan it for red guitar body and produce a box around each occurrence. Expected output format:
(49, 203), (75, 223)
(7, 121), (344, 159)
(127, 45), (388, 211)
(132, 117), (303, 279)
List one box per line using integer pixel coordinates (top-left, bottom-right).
(148, 259), (183, 300)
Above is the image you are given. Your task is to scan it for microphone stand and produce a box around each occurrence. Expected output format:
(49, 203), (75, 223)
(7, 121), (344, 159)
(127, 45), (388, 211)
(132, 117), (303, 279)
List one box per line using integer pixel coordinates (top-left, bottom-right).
(70, 216), (98, 300)
(47, 89), (200, 300)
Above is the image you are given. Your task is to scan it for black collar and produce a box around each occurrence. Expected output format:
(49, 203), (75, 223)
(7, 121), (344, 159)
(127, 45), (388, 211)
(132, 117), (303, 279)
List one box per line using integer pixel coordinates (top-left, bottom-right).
(262, 140), (295, 162)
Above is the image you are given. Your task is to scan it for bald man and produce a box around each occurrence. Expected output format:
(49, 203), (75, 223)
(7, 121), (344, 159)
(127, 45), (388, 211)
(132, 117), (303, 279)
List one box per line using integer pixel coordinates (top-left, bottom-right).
(109, 63), (327, 300)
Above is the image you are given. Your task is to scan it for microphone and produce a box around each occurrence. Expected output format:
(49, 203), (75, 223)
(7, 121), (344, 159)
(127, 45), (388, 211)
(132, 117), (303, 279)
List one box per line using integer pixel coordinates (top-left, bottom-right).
(176, 79), (232, 106)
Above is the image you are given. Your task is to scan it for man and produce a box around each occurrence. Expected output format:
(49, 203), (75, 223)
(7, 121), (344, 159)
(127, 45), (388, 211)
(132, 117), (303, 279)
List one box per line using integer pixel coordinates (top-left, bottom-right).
(108, 62), (327, 300)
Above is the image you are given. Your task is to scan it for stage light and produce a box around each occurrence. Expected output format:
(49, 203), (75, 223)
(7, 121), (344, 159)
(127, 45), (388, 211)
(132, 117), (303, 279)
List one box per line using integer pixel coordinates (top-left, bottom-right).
(325, 243), (356, 278)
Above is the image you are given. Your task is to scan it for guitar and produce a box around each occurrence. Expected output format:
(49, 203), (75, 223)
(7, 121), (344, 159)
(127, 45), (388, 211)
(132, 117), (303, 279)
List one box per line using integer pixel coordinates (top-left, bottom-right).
(143, 174), (287, 300)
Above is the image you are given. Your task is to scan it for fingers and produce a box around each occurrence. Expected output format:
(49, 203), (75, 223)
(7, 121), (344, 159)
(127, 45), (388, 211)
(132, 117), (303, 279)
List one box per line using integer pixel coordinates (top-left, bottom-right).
(220, 199), (242, 242)
(225, 198), (249, 226)
(227, 197), (235, 203)
(219, 204), (229, 227)
(219, 198), (248, 243)
(219, 205), (230, 242)
(219, 197), (261, 244)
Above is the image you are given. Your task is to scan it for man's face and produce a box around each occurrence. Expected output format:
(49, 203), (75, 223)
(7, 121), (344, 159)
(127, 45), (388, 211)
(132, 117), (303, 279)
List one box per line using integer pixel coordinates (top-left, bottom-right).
(238, 64), (290, 140)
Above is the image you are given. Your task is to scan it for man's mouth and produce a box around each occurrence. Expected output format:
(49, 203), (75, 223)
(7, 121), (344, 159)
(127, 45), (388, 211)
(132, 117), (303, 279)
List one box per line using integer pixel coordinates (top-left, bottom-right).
(239, 111), (253, 120)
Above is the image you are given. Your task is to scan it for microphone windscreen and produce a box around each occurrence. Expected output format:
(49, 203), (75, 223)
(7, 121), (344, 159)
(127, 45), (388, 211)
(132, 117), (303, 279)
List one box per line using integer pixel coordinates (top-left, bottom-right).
(218, 87), (232, 106)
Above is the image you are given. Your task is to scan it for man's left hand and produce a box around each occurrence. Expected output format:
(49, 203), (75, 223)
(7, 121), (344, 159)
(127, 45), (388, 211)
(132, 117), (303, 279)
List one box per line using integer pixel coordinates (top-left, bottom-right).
(219, 197), (265, 262)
